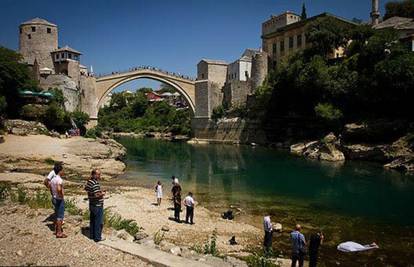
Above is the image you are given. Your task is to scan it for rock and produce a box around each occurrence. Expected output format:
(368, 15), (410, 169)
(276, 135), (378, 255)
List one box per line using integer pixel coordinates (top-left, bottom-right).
(16, 250), (23, 256)
(342, 120), (408, 143)
(169, 246), (182, 256)
(5, 120), (49, 136)
(343, 144), (388, 162)
(0, 135), (4, 144)
(50, 130), (61, 138)
(384, 157), (414, 173)
(134, 232), (149, 241)
(273, 223), (282, 232)
(319, 143), (345, 162)
(161, 225), (170, 232)
(290, 143), (306, 155)
(225, 256), (249, 267)
(322, 132), (337, 143)
(113, 229), (134, 242)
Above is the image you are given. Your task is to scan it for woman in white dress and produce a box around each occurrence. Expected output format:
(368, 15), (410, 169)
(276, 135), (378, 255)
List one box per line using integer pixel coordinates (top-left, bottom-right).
(155, 181), (163, 206)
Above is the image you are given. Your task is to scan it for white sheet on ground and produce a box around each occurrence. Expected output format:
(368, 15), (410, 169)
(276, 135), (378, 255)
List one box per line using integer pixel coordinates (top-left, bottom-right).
(337, 241), (379, 252)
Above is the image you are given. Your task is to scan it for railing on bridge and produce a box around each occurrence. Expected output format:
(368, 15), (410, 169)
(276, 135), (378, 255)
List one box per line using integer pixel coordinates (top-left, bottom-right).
(95, 65), (195, 81)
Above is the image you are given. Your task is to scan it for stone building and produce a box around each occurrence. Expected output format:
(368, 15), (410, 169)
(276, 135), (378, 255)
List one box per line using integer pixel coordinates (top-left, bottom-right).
(18, 18), (93, 113)
(373, 16), (414, 51)
(261, 12), (356, 68)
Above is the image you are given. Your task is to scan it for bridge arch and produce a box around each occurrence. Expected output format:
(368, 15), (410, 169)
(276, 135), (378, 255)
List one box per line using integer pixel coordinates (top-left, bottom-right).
(95, 70), (196, 115)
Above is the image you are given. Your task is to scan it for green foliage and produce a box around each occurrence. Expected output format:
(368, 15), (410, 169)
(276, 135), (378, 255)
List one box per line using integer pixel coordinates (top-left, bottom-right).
(47, 87), (65, 106)
(20, 104), (47, 120)
(153, 229), (165, 245)
(42, 102), (71, 132)
(28, 190), (52, 209)
(0, 46), (40, 117)
(85, 126), (103, 139)
(301, 3), (307, 20)
(257, 21), (414, 124)
(203, 229), (219, 256)
(16, 187), (28, 204)
(108, 212), (142, 236)
(44, 157), (55, 165)
(211, 105), (225, 122)
(65, 198), (83, 215)
(314, 103), (343, 121)
(71, 111), (89, 128)
(0, 183), (11, 201)
(98, 89), (191, 135)
(245, 252), (280, 267)
(384, 0), (414, 19)
(305, 16), (354, 58)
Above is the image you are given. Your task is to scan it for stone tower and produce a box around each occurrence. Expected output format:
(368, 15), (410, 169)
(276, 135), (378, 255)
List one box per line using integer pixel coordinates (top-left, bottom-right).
(19, 18), (58, 71)
(250, 51), (268, 93)
(370, 0), (380, 25)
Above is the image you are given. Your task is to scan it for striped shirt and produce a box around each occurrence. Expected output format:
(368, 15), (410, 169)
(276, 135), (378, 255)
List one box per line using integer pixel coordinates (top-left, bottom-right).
(85, 179), (104, 207)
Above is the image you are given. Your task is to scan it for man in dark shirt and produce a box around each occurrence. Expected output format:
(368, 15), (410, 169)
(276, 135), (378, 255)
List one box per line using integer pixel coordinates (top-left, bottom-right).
(85, 168), (105, 242)
(171, 182), (182, 222)
(309, 231), (324, 267)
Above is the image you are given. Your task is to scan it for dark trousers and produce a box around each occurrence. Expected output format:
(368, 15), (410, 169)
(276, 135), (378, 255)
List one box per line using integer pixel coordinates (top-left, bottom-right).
(263, 231), (273, 253)
(89, 205), (103, 242)
(174, 202), (181, 221)
(291, 252), (305, 267)
(185, 206), (194, 223)
(309, 252), (318, 267)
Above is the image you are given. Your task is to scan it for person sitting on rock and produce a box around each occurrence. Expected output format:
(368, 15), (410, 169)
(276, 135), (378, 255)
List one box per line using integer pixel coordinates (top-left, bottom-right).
(183, 192), (195, 224)
(50, 166), (67, 238)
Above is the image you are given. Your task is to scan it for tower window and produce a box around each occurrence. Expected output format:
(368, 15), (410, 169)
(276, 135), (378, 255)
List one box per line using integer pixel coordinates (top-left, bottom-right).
(69, 53), (72, 59)
(19, 28), (22, 34)
(47, 27), (51, 33)
(28, 34), (31, 39)
(31, 26), (36, 32)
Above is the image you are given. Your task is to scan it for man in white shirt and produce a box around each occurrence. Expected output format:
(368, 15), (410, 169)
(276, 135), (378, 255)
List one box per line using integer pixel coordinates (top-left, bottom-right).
(50, 167), (67, 238)
(183, 192), (195, 224)
(263, 215), (273, 254)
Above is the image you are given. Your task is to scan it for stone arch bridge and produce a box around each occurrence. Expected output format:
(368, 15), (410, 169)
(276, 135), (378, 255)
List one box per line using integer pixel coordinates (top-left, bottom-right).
(93, 68), (196, 118)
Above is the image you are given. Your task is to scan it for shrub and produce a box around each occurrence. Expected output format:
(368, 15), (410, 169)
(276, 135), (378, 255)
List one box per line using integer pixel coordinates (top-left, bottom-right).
(203, 229), (219, 256)
(0, 183), (11, 201)
(108, 212), (141, 236)
(314, 103), (343, 121)
(85, 126), (103, 139)
(71, 111), (90, 135)
(20, 104), (47, 120)
(211, 106), (225, 122)
(153, 229), (165, 245)
(65, 198), (83, 215)
(245, 253), (280, 267)
(28, 190), (52, 209)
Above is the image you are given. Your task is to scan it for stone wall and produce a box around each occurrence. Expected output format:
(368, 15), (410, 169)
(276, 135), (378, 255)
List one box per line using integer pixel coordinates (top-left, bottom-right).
(250, 51), (268, 92)
(39, 74), (79, 112)
(79, 76), (98, 119)
(191, 117), (266, 144)
(194, 81), (223, 118)
(223, 80), (251, 108)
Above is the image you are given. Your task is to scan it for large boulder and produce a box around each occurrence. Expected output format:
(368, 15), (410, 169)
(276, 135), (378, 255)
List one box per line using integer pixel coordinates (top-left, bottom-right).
(291, 133), (345, 162)
(342, 144), (389, 162)
(5, 120), (49, 136)
(384, 157), (414, 173)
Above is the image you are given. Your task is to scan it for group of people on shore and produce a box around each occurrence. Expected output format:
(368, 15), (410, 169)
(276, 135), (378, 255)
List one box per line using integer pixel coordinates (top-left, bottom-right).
(264, 215), (324, 267)
(44, 162), (106, 242)
(154, 176), (195, 224)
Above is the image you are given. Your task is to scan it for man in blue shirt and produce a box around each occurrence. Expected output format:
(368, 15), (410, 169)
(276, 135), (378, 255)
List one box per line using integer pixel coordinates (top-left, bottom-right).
(290, 224), (306, 267)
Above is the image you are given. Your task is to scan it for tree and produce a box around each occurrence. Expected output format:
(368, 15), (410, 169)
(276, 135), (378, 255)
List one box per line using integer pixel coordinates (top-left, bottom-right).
(384, 0), (414, 20)
(305, 16), (353, 58)
(0, 46), (40, 117)
(301, 3), (307, 20)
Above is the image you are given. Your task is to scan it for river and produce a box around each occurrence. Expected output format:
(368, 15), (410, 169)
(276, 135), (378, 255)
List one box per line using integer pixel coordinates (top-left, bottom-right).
(116, 137), (414, 266)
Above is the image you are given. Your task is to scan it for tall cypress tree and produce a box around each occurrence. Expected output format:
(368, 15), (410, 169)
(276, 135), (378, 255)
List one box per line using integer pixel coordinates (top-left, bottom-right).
(301, 3), (307, 19)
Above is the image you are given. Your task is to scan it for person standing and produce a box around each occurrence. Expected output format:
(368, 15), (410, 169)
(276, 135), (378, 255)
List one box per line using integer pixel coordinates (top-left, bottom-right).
(171, 181), (182, 222)
(85, 169), (105, 242)
(309, 231), (324, 267)
(155, 181), (163, 206)
(50, 167), (67, 238)
(44, 162), (63, 190)
(183, 192), (195, 224)
(171, 175), (178, 185)
(291, 224), (306, 267)
(263, 215), (273, 255)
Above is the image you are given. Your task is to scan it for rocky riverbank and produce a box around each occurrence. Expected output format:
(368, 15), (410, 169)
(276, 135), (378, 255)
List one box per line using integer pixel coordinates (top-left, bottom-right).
(289, 122), (414, 174)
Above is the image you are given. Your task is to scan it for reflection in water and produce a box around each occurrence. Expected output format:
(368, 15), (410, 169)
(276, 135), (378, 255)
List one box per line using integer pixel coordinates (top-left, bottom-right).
(119, 137), (414, 225)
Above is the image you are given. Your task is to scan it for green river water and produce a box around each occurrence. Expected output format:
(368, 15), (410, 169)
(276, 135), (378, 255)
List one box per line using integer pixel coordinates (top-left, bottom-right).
(116, 137), (414, 266)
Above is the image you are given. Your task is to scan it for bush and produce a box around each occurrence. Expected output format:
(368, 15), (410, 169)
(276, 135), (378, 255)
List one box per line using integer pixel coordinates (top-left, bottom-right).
(71, 111), (90, 135)
(0, 183), (11, 201)
(65, 198), (83, 215)
(211, 106), (225, 122)
(20, 104), (47, 120)
(28, 190), (52, 209)
(108, 212), (142, 236)
(203, 229), (219, 256)
(42, 102), (71, 132)
(314, 103), (343, 121)
(85, 126), (103, 139)
(245, 253), (280, 267)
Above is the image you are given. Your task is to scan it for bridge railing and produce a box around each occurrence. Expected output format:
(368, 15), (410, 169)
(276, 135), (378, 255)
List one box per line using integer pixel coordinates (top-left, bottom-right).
(95, 65), (195, 81)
